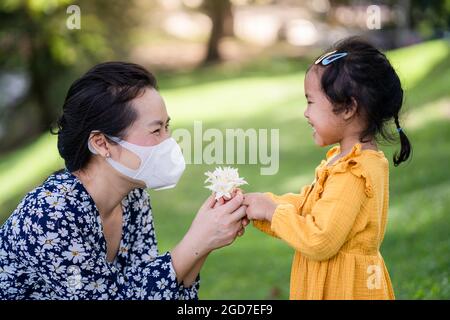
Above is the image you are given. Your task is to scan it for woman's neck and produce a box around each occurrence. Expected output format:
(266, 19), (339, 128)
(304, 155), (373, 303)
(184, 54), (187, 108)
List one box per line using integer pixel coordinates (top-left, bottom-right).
(73, 160), (135, 218)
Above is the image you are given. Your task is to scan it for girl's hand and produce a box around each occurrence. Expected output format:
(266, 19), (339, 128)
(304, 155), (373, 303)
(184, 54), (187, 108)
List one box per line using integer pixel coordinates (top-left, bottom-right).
(242, 192), (278, 222)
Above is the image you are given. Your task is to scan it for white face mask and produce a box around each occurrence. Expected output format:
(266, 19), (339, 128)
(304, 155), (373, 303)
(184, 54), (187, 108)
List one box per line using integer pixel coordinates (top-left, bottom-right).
(88, 135), (186, 190)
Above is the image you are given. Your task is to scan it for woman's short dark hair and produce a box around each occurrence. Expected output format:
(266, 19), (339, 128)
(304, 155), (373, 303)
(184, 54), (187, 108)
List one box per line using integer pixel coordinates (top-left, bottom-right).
(311, 37), (412, 166)
(51, 61), (158, 172)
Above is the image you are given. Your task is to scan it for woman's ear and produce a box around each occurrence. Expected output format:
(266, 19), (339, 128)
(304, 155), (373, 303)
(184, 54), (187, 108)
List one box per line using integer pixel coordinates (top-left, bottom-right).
(88, 132), (111, 158)
(342, 97), (358, 121)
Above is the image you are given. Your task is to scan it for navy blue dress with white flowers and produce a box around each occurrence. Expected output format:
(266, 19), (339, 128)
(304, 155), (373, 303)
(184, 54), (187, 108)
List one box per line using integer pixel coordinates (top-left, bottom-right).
(0, 170), (199, 300)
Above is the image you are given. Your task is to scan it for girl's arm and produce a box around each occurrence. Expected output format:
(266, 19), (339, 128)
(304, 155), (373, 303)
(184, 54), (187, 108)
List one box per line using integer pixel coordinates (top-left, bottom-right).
(246, 172), (367, 261)
(269, 172), (366, 261)
(252, 187), (311, 238)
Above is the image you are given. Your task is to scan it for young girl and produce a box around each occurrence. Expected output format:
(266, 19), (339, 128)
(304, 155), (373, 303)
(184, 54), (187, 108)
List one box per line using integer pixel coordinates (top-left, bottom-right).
(243, 37), (411, 300)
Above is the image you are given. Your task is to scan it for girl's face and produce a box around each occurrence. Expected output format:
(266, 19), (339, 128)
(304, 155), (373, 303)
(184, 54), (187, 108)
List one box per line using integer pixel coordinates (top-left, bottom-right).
(303, 68), (345, 147)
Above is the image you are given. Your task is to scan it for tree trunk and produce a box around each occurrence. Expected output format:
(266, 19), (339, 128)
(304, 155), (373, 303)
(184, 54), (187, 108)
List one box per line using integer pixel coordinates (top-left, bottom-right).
(25, 9), (58, 133)
(29, 47), (56, 132)
(203, 0), (232, 64)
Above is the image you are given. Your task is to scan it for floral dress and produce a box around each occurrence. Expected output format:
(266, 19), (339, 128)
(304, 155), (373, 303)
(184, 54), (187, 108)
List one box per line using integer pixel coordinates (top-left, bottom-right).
(0, 170), (199, 300)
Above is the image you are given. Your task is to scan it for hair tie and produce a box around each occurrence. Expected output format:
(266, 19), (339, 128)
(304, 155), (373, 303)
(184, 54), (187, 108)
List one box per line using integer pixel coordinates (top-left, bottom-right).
(397, 127), (403, 133)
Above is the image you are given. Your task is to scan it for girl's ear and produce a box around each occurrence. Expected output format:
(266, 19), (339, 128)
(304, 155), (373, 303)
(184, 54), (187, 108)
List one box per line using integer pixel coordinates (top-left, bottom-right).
(342, 97), (358, 121)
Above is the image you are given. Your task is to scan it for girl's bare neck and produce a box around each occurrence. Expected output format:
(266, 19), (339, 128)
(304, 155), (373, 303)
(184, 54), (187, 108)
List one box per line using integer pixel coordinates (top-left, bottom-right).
(327, 138), (378, 166)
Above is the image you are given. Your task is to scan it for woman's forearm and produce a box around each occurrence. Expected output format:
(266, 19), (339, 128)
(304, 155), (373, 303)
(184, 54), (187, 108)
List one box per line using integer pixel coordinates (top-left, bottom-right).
(182, 255), (207, 287)
(170, 230), (210, 285)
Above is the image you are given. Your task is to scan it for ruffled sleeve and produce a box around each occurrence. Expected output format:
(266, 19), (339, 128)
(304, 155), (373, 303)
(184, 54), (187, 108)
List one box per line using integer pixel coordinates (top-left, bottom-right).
(331, 159), (374, 198)
(311, 144), (374, 202)
(325, 144), (374, 198)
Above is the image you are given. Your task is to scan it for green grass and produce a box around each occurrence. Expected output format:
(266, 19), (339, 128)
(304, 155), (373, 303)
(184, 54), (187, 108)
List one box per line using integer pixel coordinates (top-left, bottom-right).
(1, 40), (449, 299)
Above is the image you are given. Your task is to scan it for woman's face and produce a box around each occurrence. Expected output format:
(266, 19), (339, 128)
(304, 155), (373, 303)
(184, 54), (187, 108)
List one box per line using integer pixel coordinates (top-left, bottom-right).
(303, 68), (345, 147)
(109, 87), (171, 172)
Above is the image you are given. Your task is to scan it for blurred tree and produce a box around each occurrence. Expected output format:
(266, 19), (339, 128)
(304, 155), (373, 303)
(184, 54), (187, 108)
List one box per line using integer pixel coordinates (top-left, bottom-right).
(201, 0), (276, 64)
(0, 0), (140, 149)
(202, 0), (233, 64)
(331, 0), (449, 37)
(409, 0), (450, 37)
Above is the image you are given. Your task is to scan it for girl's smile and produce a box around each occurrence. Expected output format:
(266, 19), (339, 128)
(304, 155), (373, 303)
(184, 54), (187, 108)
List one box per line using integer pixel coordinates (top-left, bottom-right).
(307, 121), (316, 133)
(303, 68), (344, 147)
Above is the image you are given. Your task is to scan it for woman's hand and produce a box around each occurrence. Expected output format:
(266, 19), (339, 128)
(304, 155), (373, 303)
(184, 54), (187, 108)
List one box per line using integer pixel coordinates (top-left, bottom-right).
(187, 190), (247, 255)
(242, 192), (278, 221)
(214, 190), (250, 237)
(171, 191), (247, 286)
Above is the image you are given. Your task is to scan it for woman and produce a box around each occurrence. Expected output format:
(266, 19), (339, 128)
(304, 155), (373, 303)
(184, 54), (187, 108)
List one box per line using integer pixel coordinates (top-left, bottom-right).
(0, 62), (248, 300)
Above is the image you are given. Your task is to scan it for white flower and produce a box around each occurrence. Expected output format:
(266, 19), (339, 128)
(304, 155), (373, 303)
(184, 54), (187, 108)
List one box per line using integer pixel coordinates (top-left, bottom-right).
(49, 259), (66, 275)
(77, 201), (91, 212)
(38, 190), (54, 199)
(45, 196), (66, 211)
(0, 265), (15, 280)
(48, 211), (63, 220)
(62, 243), (87, 264)
(156, 278), (169, 290)
(22, 217), (32, 233)
(10, 216), (20, 235)
(86, 278), (107, 294)
(34, 246), (46, 259)
(151, 270), (160, 278)
(204, 166), (248, 200)
(38, 232), (60, 250)
(163, 289), (173, 299)
(150, 292), (162, 300)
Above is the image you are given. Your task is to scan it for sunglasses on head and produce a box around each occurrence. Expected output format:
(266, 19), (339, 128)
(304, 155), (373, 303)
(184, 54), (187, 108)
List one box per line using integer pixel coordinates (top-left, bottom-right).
(315, 50), (348, 66)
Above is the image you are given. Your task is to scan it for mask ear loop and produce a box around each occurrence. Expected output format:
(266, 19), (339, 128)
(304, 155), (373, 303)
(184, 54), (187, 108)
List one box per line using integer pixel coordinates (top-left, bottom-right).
(87, 131), (119, 155)
(87, 130), (101, 155)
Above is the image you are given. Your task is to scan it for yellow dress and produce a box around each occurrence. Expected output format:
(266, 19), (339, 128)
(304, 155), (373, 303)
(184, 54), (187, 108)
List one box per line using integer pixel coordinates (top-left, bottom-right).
(254, 143), (395, 300)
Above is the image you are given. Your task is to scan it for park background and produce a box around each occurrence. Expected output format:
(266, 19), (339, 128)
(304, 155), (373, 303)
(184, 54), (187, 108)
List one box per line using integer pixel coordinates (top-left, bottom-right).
(0, 0), (449, 299)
